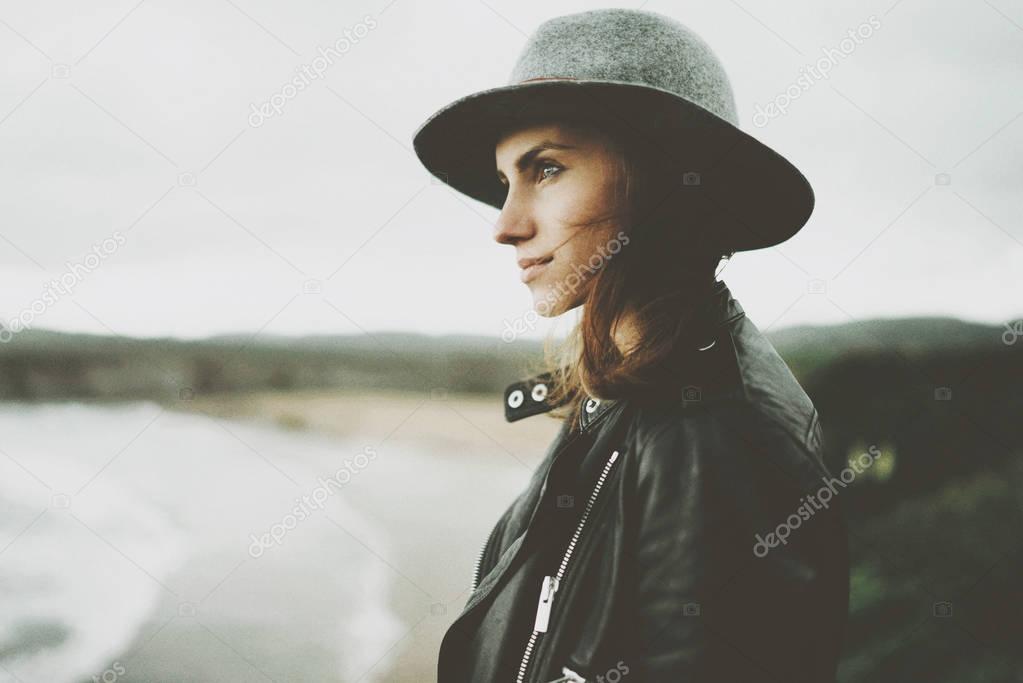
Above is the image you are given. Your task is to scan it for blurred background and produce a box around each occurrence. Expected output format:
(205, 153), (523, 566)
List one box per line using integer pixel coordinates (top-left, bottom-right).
(0, 0), (1021, 681)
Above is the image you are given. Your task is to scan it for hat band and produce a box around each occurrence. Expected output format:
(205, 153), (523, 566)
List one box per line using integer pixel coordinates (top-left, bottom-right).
(516, 76), (578, 84)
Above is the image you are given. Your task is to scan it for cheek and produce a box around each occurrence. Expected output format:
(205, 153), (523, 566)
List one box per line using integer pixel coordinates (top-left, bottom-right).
(551, 233), (606, 284)
(550, 172), (617, 226)
(570, 232), (610, 271)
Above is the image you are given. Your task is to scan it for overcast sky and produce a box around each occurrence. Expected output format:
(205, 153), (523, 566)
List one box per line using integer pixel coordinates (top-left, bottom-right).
(0, 0), (1020, 342)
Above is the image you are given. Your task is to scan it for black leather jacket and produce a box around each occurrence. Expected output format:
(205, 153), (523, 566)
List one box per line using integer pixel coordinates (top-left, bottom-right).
(438, 280), (850, 682)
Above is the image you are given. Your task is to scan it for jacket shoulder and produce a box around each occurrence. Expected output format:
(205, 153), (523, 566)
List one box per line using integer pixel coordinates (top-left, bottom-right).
(730, 314), (821, 450)
(624, 316), (831, 491)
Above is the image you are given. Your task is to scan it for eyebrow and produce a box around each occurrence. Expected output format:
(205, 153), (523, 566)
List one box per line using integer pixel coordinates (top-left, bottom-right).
(496, 141), (575, 181)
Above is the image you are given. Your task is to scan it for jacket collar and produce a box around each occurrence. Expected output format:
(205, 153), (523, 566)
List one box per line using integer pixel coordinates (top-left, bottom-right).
(503, 279), (746, 432)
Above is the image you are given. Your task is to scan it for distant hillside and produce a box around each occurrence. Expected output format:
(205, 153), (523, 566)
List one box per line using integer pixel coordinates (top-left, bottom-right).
(768, 316), (1008, 354)
(764, 316), (1014, 379)
(0, 316), (1015, 401)
(0, 328), (548, 401)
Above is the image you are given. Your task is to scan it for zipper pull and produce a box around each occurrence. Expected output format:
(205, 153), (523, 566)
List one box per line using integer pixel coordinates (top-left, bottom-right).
(542, 666), (587, 682)
(533, 574), (559, 632)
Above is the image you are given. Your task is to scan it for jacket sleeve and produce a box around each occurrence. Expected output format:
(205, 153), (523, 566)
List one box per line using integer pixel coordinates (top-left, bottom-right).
(622, 414), (847, 682)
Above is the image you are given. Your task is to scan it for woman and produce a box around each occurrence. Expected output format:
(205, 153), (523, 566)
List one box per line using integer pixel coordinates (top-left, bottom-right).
(413, 9), (849, 683)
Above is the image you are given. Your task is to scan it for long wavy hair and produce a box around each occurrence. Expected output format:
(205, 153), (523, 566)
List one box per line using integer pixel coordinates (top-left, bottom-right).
(514, 110), (732, 432)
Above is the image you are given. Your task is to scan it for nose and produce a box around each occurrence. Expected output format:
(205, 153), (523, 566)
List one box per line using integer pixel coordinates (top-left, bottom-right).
(492, 187), (534, 246)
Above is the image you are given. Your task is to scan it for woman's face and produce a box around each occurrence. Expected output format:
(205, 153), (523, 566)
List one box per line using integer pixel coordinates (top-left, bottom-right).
(494, 122), (626, 317)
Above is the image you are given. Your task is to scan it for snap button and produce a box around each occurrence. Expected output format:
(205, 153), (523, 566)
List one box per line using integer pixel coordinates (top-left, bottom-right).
(531, 383), (548, 402)
(697, 340), (716, 351)
(507, 389), (524, 408)
(584, 397), (600, 413)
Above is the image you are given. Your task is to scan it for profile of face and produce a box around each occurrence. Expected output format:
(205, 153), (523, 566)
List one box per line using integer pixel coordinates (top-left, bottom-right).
(494, 122), (628, 317)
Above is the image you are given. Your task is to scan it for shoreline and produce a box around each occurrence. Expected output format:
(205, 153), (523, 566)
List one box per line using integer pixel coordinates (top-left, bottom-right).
(164, 388), (561, 681)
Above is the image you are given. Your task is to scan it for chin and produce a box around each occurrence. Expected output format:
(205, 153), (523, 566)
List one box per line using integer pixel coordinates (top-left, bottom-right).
(531, 288), (576, 317)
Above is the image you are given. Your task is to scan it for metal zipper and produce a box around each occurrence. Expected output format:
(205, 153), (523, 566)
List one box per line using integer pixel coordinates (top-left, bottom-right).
(470, 522), (501, 594)
(515, 449), (620, 683)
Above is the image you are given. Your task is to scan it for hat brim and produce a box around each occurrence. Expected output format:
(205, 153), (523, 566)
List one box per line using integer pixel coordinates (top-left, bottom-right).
(412, 79), (814, 252)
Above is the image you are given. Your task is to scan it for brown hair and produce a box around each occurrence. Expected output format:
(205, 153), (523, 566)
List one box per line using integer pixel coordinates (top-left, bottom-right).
(514, 112), (730, 432)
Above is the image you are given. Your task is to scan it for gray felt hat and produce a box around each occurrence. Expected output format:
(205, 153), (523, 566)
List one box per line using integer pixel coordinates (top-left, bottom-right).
(412, 8), (815, 252)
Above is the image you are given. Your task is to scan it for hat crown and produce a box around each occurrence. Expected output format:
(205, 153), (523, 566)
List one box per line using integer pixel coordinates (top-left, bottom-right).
(509, 9), (738, 127)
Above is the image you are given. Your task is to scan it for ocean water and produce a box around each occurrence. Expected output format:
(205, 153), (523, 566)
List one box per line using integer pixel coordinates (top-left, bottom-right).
(0, 401), (406, 682)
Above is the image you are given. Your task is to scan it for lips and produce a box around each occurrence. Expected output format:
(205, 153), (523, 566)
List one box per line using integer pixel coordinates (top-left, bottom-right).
(518, 255), (554, 269)
(520, 255), (553, 283)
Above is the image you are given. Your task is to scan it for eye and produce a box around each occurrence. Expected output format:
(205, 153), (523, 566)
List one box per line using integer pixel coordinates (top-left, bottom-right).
(537, 161), (562, 183)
